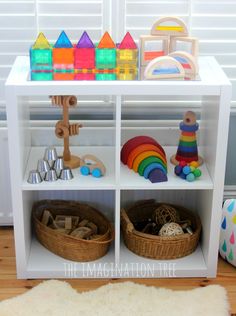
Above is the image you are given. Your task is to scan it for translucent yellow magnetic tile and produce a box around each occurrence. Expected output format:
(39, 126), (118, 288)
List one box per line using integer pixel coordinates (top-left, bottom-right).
(156, 26), (184, 32)
(117, 49), (138, 61)
(117, 73), (137, 80)
(32, 32), (51, 49)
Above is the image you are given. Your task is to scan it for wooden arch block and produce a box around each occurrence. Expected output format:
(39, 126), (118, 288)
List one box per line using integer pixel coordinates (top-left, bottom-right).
(169, 51), (198, 77)
(151, 16), (188, 37)
(144, 56), (185, 80)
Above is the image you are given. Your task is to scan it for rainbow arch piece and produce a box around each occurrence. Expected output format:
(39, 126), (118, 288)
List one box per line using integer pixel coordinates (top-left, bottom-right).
(121, 136), (168, 183)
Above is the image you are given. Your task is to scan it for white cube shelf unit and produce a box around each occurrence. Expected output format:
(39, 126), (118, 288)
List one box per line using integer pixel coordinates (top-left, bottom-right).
(5, 56), (231, 279)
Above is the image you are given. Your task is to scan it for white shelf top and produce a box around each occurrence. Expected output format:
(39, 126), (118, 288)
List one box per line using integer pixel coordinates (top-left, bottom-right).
(23, 146), (213, 191)
(22, 146), (116, 190)
(5, 56), (231, 96)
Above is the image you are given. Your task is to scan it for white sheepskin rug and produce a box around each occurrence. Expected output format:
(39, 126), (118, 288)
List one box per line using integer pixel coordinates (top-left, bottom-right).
(0, 280), (229, 316)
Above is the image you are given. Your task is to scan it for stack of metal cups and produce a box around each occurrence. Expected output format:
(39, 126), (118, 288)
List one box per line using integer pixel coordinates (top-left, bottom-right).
(27, 147), (74, 184)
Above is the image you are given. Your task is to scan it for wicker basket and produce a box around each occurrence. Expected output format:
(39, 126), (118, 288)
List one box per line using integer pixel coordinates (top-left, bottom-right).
(121, 199), (201, 260)
(32, 200), (114, 262)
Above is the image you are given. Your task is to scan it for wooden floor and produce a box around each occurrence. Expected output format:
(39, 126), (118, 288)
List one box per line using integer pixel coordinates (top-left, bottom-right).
(1, 227), (236, 314)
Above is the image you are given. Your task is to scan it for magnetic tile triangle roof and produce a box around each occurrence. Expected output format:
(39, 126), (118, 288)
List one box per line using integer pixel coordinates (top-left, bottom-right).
(97, 32), (116, 48)
(76, 31), (94, 48)
(32, 32), (50, 49)
(54, 31), (73, 48)
(119, 32), (137, 49)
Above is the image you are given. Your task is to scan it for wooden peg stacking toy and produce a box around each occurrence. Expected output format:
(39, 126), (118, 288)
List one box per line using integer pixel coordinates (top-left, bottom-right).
(121, 136), (168, 183)
(51, 95), (82, 169)
(171, 111), (203, 166)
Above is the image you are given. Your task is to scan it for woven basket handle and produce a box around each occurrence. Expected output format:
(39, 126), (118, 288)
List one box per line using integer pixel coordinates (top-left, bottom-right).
(121, 209), (134, 233)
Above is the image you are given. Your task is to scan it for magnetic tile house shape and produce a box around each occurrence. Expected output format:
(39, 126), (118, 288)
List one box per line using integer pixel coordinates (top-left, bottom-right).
(30, 32), (53, 72)
(96, 32), (116, 69)
(117, 32), (138, 66)
(117, 32), (138, 80)
(53, 31), (74, 70)
(74, 31), (95, 69)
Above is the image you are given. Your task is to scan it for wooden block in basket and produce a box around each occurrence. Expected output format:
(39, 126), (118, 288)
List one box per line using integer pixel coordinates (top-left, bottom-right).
(70, 227), (93, 239)
(32, 200), (114, 262)
(55, 215), (79, 229)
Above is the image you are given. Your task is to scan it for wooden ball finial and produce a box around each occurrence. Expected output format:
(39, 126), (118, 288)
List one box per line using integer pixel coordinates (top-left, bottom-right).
(183, 111), (196, 125)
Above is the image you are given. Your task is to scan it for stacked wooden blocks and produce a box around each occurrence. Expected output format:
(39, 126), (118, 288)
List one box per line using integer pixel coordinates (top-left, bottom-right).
(140, 17), (199, 80)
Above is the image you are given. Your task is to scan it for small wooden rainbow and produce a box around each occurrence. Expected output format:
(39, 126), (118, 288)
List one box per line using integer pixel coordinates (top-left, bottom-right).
(121, 136), (168, 183)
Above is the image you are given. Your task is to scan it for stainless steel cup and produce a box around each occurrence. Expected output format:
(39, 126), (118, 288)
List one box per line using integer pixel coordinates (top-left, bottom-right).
(44, 146), (58, 168)
(45, 169), (58, 182)
(60, 167), (74, 180)
(27, 170), (42, 184)
(37, 159), (50, 178)
(53, 157), (64, 177)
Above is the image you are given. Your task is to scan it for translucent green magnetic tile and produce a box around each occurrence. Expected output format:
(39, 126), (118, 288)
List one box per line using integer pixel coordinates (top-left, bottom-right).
(31, 72), (53, 81)
(30, 48), (52, 70)
(96, 73), (116, 80)
(96, 49), (116, 69)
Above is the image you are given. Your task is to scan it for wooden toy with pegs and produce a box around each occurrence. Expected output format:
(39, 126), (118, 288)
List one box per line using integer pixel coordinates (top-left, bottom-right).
(80, 154), (106, 178)
(51, 95), (82, 169)
(171, 111), (203, 166)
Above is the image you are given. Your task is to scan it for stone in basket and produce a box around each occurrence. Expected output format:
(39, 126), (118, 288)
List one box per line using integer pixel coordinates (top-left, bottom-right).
(32, 200), (114, 262)
(121, 199), (201, 260)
